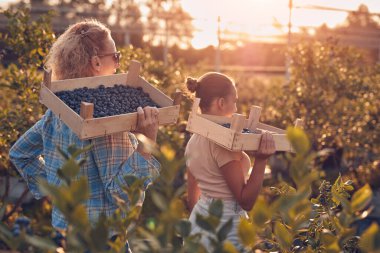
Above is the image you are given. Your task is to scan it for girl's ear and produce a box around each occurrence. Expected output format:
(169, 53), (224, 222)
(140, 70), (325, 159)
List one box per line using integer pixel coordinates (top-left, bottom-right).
(216, 97), (225, 109)
(91, 56), (101, 73)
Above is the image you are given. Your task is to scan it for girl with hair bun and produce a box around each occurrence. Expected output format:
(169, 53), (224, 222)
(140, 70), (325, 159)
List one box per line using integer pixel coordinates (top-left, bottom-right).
(185, 72), (275, 251)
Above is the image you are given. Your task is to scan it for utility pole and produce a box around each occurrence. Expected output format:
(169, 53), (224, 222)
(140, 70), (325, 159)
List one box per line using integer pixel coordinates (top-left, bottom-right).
(164, 14), (169, 67)
(286, 0), (293, 83)
(215, 16), (221, 72)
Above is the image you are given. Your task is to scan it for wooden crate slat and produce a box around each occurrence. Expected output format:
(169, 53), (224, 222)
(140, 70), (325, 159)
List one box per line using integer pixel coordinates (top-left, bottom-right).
(137, 77), (173, 107)
(186, 113), (235, 149)
(233, 133), (291, 151)
(257, 122), (286, 134)
(81, 105), (179, 139)
(50, 73), (130, 92)
(39, 84), (83, 136)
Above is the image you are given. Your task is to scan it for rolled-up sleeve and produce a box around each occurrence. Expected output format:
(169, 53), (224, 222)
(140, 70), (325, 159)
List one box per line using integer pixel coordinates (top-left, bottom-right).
(9, 117), (47, 199)
(91, 132), (161, 205)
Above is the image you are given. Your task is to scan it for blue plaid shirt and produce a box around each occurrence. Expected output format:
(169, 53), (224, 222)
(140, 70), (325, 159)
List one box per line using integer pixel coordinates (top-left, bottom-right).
(9, 109), (160, 230)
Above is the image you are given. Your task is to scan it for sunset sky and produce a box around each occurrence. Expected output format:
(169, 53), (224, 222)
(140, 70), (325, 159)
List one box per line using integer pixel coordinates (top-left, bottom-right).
(1, 0), (379, 48)
(180, 0), (380, 48)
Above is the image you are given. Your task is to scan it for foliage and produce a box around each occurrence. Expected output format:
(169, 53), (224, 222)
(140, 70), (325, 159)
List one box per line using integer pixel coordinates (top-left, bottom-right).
(268, 39), (380, 186)
(0, 8), (55, 173)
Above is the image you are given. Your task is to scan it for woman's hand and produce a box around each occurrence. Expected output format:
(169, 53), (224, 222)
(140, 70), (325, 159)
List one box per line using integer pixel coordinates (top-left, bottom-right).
(136, 106), (159, 142)
(254, 131), (276, 160)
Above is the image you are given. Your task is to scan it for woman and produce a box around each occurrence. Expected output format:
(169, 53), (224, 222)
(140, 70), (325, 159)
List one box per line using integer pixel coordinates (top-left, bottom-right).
(9, 19), (159, 252)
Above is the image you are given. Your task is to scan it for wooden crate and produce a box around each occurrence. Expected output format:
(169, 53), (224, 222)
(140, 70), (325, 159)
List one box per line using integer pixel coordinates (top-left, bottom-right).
(186, 98), (303, 152)
(39, 60), (180, 140)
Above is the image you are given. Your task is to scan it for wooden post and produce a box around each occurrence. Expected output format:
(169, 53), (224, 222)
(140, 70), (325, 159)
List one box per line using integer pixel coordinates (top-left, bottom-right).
(192, 98), (201, 114)
(126, 60), (141, 86)
(173, 88), (182, 105)
(80, 102), (94, 119)
(247, 106), (262, 130)
(294, 118), (304, 128)
(230, 113), (245, 133)
(43, 68), (52, 89)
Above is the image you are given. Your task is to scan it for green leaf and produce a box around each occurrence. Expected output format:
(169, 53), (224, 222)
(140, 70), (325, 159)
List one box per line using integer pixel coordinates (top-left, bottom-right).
(24, 234), (57, 251)
(209, 199), (223, 219)
(238, 218), (256, 247)
(175, 219), (192, 237)
(320, 230), (337, 246)
(222, 241), (239, 253)
(249, 196), (271, 228)
(151, 192), (168, 211)
(195, 214), (215, 233)
(359, 223), (380, 252)
(286, 127), (310, 155)
(90, 214), (108, 250)
(60, 159), (80, 180)
(351, 184), (373, 212)
(274, 222), (292, 249)
(71, 177), (89, 204)
(217, 218), (233, 241)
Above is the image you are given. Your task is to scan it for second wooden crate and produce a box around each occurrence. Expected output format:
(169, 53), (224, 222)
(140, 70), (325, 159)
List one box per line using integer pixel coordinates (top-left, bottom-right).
(186, 98), (303, 152)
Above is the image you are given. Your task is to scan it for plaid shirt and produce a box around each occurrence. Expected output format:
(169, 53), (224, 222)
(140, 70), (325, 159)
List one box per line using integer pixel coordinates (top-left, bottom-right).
(9, 109), (160, 230)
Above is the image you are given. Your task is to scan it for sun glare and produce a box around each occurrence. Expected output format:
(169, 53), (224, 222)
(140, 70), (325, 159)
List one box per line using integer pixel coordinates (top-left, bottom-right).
(181, 0), (380, 48)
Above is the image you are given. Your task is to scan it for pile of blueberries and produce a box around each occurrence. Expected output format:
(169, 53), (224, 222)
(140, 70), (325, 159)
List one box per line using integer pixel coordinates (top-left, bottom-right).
(55, 84), (160, 118)
(221, 123), (262, 134)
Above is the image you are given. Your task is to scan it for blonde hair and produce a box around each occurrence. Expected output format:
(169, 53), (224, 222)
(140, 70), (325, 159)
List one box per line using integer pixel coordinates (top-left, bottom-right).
(45, 19), (111, 80)
(186, 72), (235, 112)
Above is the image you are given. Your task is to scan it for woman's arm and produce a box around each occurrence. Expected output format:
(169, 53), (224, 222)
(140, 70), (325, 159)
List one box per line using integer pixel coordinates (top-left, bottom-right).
(9, 116), (48, 200)
(219, 132), (275, 211)
(187, 169), (201, 212)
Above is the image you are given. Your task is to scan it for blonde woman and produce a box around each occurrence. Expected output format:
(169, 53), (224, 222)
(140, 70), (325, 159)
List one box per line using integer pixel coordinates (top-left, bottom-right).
(9, 19), (159, 252)
(185, 72), (275, 252)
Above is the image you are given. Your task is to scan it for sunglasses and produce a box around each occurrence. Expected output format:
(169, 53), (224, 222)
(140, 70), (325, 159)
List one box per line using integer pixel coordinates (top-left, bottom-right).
(97, 51), (121, 64)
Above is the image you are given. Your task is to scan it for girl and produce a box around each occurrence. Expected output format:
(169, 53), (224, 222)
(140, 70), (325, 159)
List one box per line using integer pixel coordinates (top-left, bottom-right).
(185, 72), (275, 251)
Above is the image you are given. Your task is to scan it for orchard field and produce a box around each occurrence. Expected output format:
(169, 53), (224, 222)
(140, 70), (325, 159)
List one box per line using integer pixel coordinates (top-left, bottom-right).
(0, 8), (380, 253)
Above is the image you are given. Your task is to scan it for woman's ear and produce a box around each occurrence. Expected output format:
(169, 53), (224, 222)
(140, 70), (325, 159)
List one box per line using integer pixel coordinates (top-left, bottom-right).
(91, 56), (101, 72)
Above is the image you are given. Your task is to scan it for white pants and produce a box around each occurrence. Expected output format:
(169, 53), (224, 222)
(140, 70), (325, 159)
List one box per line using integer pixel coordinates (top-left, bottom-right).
(189, 195), (249, 252)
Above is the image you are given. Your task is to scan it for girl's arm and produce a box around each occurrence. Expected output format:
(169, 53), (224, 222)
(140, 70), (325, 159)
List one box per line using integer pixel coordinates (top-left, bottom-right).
(187, 169), (201, 212)
(219, 132), (275, 211)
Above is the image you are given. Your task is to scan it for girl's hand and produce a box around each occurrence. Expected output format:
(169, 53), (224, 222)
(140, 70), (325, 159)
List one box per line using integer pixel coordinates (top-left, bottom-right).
(136, 106), (159, 142)
(254, 132), (276, 160)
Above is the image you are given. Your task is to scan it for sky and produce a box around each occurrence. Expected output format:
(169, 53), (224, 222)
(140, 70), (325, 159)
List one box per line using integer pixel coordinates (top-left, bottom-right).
(1, 0), (380, 48)
(180, 0), (380, 48)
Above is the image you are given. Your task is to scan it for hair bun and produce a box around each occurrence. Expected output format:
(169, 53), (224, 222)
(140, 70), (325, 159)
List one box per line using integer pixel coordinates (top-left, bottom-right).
(186, 77), (199, 93)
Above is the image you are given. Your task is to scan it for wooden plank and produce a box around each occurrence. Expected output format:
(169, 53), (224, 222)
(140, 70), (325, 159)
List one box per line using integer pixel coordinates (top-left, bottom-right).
(186, 112), (235, 149)
(137, 77), (173, 107)
(198, 113), (231, 124)
(50, 73), (129, 92)
(257, 122), (286, 134)
(191, 98), (201, 114)
(173, 88), (182, 105)
(126, 60), (141, 86)
(43, 68), (52, 89)
(80, 105), (179, 139)
(80, 102), (94, 119)
(39, 85), (83, 136)
(230, 114), (245, 132)
(233, 133), (292, 151)
(247, 106), (262, 130)
(294, 118), (304, 128)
